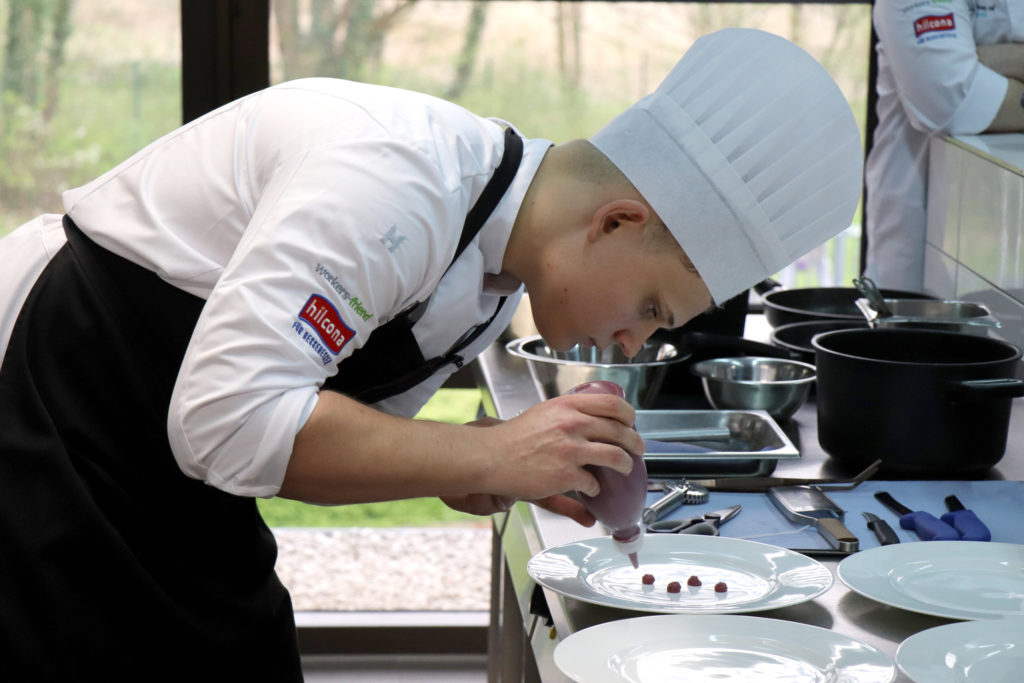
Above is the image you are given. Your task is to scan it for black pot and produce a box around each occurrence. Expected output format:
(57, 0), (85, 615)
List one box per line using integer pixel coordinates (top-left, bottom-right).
(770, 320), (869, 363)
(762, 286), (931, 328)
(813, 328), (1024, 476)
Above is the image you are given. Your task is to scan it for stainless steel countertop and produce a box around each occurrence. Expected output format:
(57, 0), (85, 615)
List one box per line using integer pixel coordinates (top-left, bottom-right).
(475, 326), (1024, 682)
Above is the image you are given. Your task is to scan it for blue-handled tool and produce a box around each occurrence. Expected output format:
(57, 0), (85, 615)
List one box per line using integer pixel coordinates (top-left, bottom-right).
(941, 495), (991, 542)
(874, 491), (959, 541)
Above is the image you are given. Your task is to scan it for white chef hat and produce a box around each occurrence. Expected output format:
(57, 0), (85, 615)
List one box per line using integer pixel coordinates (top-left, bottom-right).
(591, 28), (863, 304)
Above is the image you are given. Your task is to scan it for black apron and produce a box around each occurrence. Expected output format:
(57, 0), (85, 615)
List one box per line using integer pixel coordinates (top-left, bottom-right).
(0, 129), (522, 680)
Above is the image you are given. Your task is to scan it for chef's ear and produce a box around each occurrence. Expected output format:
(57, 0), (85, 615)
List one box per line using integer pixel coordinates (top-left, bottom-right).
(587, 199), (650, 242)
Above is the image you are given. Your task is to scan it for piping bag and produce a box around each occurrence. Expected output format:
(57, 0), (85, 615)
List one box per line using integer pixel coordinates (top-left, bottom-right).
(566, 381), (647, 568)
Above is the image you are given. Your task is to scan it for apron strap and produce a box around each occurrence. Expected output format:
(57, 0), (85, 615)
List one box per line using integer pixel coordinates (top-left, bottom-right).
(324, 127), (523, 403)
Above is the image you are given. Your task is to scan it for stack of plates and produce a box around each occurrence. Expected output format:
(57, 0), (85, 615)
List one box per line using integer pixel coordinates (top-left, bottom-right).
(837, 541), (1024, 682)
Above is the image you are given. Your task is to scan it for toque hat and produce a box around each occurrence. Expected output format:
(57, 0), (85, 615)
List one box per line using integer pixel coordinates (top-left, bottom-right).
(591, 28), (863, 304)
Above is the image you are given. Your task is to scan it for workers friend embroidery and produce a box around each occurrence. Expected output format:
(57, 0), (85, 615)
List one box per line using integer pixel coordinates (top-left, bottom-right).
(294, 294), (356, 364)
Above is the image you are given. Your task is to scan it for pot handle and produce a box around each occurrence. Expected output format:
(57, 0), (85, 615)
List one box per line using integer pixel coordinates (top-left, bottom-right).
(946, 378), (1024, 401)
(754, 278), (782, 295)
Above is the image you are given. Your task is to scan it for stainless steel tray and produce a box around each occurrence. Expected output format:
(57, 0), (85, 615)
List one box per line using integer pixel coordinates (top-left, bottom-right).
(637, 409), (799, 477)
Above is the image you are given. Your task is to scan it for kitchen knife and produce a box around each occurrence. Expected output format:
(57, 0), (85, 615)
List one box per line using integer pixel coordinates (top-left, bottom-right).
(862, 511), (900, 546)
(768, 485), (859, 552)
(941, 495), (991, 542)
(873, 491), (959, 541)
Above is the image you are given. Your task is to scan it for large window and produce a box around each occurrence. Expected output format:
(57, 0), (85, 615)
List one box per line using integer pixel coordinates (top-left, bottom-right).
(267, 0), (872, 287)
(0, 0), (181, 237)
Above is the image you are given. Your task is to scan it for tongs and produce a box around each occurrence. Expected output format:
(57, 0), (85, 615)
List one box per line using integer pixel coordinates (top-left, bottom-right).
(853, 276), (892, 318)
(680, 459), (881, 493)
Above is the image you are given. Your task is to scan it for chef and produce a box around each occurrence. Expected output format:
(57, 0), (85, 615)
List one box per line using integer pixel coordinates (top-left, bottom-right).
(865, 0), (1024, 291)
(0, 29), (861, 679)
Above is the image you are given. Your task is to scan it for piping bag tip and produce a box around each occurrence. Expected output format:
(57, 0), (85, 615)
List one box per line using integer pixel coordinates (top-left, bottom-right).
(628, 552), (639, 569)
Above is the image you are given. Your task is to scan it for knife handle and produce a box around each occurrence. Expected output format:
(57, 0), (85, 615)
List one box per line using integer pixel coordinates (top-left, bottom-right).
(941, 509), (992, 542)
(899, 511), (959, 541)
(865, 517), (900, 545)
(818, 518), (859, 553)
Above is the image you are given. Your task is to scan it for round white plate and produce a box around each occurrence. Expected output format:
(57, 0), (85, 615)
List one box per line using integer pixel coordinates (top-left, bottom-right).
(554, 614), (896, 682)
(837, 541), (1024, 620)
(526, 534), (832, 614)
(897, 618), (1024, 682)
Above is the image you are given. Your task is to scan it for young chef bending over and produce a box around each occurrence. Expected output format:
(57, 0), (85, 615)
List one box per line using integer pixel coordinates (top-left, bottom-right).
(0, 28), (861, 679)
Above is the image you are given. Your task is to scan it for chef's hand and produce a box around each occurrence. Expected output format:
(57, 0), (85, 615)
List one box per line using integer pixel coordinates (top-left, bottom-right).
(475, 391), (642, 502)
(440, 493), (597, 526)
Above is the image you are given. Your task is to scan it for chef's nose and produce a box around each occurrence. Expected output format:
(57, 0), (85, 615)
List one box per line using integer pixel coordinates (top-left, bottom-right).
(613, 325), (657, 359)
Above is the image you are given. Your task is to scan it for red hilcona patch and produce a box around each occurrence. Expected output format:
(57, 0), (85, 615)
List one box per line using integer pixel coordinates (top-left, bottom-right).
(299, 294), (355, 354)
(914, 13), (955, 38)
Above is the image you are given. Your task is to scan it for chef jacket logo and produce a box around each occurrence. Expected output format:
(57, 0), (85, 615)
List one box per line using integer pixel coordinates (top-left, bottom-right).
(298, 294), (355, 357)
(914, 13), (955, 37)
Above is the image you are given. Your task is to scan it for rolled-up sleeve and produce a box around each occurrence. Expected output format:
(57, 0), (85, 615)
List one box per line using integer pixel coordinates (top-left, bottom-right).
(875, 0), (1007, 135)
(167, 139), (455, 497)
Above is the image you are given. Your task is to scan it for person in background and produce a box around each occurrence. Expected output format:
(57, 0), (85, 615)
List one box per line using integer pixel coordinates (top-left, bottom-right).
(865, 0), (1024, 291)
(0, 28), (861, 680)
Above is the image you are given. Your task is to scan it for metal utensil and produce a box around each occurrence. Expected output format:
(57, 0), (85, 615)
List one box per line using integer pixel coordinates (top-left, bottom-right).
(853, 276), (892, 318)
(874, 491), (959, 540)
(862, 511), (900, 546)
(941, 495), (991, 541)
(687, 459), (881, 493)
(641, 480), (709, 524)
(768, 485), (859, 552)
(646, 504), (741, 535)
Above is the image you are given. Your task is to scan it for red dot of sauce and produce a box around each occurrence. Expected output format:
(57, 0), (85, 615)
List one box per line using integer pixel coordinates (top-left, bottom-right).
(687, 575), (702, 587)
(641, 574), (655, 585)
(666, 581), (681, 593)
(715, 581), (728, 593)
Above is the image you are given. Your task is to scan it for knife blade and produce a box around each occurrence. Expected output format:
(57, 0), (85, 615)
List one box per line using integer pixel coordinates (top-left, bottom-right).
(873, 491), (959, 541)
(941, 495), (991, 542)
(862, 511), (900, 546)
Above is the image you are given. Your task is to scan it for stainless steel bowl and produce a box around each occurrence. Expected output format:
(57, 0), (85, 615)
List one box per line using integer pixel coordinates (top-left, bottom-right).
(505, 335), (689, 407)
(691, 356), (816, 421)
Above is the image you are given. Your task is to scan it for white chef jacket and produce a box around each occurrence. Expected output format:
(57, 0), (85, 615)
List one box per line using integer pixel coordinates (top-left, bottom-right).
(865, 0), (1023, 290)
(0, 78), (545, 497)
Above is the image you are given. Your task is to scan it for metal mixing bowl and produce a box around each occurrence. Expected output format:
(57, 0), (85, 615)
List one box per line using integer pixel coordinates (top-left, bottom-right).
(505, 335), (689, 407)
(691, 356), (816, 421)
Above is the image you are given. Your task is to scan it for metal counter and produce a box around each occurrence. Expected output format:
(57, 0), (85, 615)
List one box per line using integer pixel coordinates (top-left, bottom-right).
(474, 332), (1024, 683)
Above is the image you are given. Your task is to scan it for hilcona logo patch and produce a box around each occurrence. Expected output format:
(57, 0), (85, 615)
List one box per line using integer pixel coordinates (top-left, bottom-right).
(293, 294), (355, 365)
(914, 13), (955, 37)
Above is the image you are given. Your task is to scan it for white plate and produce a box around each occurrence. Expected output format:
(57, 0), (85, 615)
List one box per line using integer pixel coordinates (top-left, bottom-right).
(554, 614), (896, 682)
(896, 618), (1024, 682)
(526, 534), (832, 614)
(838, 541), (1024, 620)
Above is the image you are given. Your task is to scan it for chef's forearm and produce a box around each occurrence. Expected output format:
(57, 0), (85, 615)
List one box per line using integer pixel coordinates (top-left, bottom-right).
(279, 389), (493, 505)
(977, 43), (1024, 82)
(987, 78), (1024, 133)
(278, 387), (639, 507)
